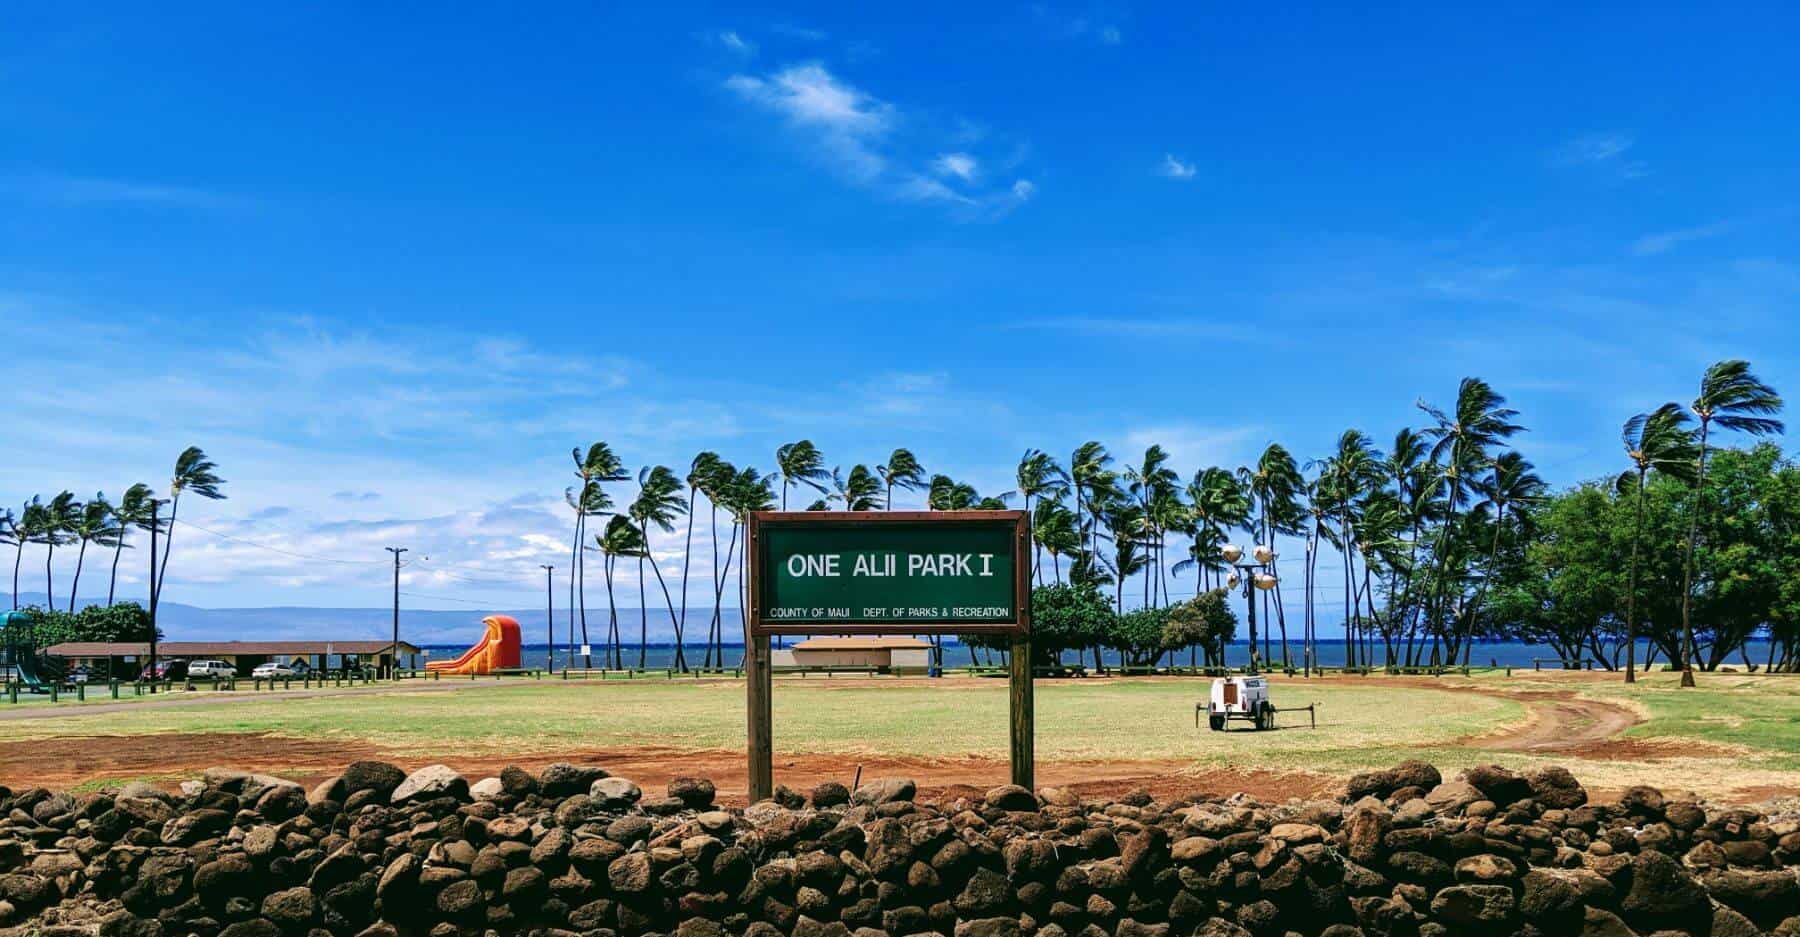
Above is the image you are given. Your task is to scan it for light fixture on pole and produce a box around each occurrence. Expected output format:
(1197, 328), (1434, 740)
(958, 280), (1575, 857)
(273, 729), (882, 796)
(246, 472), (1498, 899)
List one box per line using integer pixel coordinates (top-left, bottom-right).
(1224, 543), (1278, 674)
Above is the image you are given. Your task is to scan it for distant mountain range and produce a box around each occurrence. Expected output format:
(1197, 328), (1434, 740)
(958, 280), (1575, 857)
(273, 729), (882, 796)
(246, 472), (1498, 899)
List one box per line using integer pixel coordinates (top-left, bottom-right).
(3, 592), (701, 645)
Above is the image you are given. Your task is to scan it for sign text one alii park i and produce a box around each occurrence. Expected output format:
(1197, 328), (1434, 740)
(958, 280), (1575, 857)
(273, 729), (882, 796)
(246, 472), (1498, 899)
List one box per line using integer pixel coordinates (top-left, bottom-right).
(748, 510), (1029, 635)
(742, 510), (1034, 801)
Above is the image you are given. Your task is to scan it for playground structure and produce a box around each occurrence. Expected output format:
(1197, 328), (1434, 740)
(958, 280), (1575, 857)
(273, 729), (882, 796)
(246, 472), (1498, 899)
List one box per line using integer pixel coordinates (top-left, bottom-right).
(425, 614), (521, 676)
(3, 610), (57, 693)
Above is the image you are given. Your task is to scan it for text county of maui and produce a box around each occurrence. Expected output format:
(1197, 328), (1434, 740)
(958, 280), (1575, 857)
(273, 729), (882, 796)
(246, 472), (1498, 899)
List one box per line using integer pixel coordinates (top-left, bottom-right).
(765, 605), (1012, 620)
(781, 552), (1001, 578)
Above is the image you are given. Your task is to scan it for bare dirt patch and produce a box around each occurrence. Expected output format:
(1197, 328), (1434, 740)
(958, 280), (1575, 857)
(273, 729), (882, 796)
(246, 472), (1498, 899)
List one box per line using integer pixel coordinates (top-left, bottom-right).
(0, 732), (1336, 805)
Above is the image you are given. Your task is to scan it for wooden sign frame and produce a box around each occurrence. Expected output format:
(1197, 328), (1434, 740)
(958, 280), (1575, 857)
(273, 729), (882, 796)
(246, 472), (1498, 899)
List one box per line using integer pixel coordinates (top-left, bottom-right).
(743, 510), (1034, 802)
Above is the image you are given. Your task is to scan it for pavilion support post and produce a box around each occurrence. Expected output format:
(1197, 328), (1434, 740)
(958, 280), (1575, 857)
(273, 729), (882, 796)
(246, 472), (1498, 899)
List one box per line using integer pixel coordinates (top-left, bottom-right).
(746, 634), (773, 803)
(1009, 632), (1034, 790)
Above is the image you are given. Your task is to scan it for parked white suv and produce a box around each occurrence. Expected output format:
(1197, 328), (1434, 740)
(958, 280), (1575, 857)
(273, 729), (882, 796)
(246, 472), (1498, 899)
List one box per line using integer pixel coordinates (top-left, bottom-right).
(186, 660), (235, 679)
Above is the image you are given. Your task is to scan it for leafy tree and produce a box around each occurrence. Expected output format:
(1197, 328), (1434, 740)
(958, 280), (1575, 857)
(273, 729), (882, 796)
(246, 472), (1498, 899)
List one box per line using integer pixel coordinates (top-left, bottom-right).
(1023, 583), (1115, 668)
(595, 515), (647, 670)
(1165, 589), (1238, 666)
(1110, 605), (1172, 667)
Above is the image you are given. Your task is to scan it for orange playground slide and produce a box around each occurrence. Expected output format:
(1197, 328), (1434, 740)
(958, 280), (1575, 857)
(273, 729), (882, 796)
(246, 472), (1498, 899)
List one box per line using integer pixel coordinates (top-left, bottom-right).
(425, 614), (522, 675)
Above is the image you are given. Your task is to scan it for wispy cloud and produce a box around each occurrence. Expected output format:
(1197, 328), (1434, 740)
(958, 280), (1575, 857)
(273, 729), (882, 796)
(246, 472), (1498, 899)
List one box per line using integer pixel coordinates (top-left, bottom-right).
(0, 172), (240, 208)
(770, 23), (827, 41)
(1632, 220), (1732, 256)
(1030, 4), (1125, 45)
(726, 63), (894, 181)
(933, 152), (979, 182)
(1552, 132), (1649, 179)
(724, 61), (1035, 219)
(1159, 154), (1196, 180)
(709, 30), (755, 56)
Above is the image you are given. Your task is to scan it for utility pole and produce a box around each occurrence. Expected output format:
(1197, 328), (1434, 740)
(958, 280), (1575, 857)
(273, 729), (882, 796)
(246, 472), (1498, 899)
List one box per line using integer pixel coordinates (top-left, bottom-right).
(386, 547), (407, 680)
(147, 498), (163, 693)
(541, 565), (555, 673)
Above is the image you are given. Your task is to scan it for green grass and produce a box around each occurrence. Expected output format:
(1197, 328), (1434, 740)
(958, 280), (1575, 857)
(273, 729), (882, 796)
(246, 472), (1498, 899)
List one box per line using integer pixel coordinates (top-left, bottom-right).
(8, 671), (1798, 796)
(1, 676), (1517, 775)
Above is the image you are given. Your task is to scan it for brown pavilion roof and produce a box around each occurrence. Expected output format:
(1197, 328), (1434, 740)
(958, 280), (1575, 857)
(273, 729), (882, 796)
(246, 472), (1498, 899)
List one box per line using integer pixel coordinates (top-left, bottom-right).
(44, 640), (420, 658)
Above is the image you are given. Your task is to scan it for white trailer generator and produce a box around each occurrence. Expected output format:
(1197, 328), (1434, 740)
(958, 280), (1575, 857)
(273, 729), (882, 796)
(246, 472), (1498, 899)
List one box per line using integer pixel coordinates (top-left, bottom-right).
(1203, 676), (1274, 731)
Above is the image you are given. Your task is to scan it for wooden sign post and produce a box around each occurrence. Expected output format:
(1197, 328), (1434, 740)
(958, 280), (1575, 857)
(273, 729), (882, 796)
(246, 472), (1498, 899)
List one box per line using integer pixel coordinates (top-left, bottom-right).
(744, 510), (1033, 802)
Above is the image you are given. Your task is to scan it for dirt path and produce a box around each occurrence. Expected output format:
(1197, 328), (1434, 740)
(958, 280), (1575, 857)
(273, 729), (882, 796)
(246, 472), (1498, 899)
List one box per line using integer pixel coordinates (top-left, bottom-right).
(1465, 690), (1642, 753)
(0, 733), (1338, 805)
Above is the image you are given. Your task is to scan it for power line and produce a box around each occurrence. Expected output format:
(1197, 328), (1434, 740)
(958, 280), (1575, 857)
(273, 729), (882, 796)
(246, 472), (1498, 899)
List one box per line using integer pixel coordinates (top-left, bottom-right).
(174, 519), (386, 565)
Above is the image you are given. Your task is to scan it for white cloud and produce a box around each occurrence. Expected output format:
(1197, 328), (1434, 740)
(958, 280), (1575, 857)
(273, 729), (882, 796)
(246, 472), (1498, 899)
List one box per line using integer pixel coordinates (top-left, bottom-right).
(1553, 132), (1649, 178)
(725, 63), (893, 181)
(716, 31), (755, 55)
(1631, 221), (1732, 256)
(933, 152), (979, 182)
(724, 62), (1033, 219)
(1159, 154), (1196, 180)
(1122, 424), (1261, 475)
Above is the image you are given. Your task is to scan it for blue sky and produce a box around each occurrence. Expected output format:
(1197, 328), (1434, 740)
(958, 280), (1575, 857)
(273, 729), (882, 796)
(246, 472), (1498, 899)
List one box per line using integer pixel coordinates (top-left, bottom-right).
(2, 3), (1796, 627)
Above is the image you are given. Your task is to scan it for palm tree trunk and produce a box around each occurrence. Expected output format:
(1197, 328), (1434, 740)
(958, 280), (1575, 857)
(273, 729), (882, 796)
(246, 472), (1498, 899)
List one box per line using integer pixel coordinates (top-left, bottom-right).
(45, 543), (55, 613)
(637, 554), (648, 670)
(1463, 505), (1507, 667)
(69, 540), (88, 610)
(1677, 420), (1711, 687)
(604, 556), (619, 671)
(13, 542), (26, 610)
(570, 507), (584, 669)
(108, 531), (128, 606)
(679, 489), (697, 664)
(644, 522), (686, 672)
(1622, 470), (1647, 683)
(155, 494), (182, 598)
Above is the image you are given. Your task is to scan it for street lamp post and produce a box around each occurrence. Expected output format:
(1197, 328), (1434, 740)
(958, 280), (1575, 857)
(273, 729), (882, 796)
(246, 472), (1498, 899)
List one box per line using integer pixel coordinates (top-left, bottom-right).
(1223, 544), (1278, 674)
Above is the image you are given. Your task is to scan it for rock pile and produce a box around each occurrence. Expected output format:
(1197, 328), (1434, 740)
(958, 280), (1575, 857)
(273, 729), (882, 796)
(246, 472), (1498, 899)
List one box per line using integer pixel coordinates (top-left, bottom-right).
(1, 759), (1797, 936)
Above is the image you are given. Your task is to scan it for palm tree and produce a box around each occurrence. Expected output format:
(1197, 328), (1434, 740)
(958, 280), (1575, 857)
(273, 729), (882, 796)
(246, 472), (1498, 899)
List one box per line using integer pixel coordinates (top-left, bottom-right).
(1125, 446), (1180, 605)
(714, 466), (775, 645)
(1618, 403), (1698, 683)
(566, 480), (612, 668)
(926, 475), (978, 511)
(108, 483), (154, 605)
(877, 449), (927, 510)
(37, 492), (80, 612)
(0, 509), (17, 609)
(569, 443), (627, 669)
(12, 499), (44, 610)
(1070, 442), (1116, 557)
(1032, 498), (1078, 584)
(775, 440), (830, 510)
(1676, 360), (1785, 686)
(681, 452), (725, 666)
(1419, 379), (1522, 664)
(631, 466), (688, 670)
(1317, 432), (1380, 667)
(1015, 449), (1069, 578)
(154, 447), (227, 611)
(1465, 451), (1545, 664)
(67, 494), (121, 610)
(827, 465), (885, 511)
(1241, 444), (1304, 667)
(595, 515), (647, 670)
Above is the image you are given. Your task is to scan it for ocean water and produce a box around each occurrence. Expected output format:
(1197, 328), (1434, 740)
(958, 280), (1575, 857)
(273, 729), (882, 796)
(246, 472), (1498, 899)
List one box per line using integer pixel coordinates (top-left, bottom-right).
(417, 639), (1777, 673)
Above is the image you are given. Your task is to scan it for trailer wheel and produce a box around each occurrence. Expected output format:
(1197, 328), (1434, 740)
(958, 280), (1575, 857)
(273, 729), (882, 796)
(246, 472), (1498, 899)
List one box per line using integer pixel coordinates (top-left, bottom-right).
(1208, 714), (1225, 732)
(1255, 702), (1273, 731)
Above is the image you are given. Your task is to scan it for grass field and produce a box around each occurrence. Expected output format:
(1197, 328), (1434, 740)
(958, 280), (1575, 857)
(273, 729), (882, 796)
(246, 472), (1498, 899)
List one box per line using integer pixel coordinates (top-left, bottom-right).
(2, 670), (1795, 801)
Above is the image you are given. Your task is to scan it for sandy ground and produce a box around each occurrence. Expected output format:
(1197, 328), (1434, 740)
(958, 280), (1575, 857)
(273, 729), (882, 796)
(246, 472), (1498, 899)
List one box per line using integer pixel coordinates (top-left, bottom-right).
(0, 675), (1687, 805)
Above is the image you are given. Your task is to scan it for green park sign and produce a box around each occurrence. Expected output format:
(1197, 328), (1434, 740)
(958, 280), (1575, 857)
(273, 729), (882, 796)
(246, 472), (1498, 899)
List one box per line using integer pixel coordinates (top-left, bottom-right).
(742, 510), (1035, 802)
(748, 510), (1029, 635)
